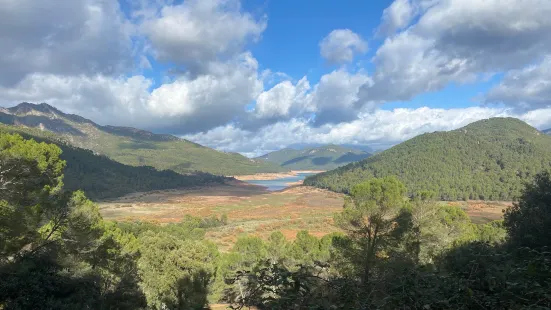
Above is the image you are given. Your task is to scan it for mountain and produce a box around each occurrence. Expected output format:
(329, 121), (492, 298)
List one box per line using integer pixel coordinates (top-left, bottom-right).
(0, 124), (226, 200)
(305, 118), (551, 201)
(543, 128), (551, 135)
(0, 103), (285, 175)
(256, 145), (371, 170)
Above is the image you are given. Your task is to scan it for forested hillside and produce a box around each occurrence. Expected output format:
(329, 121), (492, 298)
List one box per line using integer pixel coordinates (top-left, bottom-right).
(0, 102), (285, 175)
(0, 125), (226, 200)
(305, 118), (551, 200)
(256, 144), (371, 170)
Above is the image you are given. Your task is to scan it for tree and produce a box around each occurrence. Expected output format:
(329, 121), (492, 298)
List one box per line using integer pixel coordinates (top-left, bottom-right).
(137, 231), (218, 309)
(504, 171), (551, 248)
(0, 133), (146, 309)
(267, 231), (287, 263)
(0, 133), (65, 262)
(334, 176), (406, 285)
(287, 231), (321, 263)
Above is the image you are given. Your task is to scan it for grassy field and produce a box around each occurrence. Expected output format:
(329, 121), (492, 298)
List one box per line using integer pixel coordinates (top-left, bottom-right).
(99, 184), (508, 251)
(99, 183), (344, 250)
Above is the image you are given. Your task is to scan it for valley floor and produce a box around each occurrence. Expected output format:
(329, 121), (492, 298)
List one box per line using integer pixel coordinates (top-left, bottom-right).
(99, 183), (508, 251)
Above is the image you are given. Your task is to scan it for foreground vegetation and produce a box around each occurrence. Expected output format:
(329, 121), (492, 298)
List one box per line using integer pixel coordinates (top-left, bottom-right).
(1, 132), (550, 309)
(0, 102), (285, 176)
(306, 118), (551, 201)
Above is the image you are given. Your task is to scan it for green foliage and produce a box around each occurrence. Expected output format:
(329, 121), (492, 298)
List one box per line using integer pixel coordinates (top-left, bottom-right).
(334, 177), (406, 284)
(137, 231), (218, 309)
(306, 118), (551, 200)
(256, 144), (371, 170)
(504, 171), (551, 248)
(230, 173), (550, 309)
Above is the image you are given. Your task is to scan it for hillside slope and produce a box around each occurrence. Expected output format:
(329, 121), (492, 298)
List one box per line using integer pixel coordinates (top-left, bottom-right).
(305, 118), (551, 200)
(0, 124), (226, 200)
(256, 145), (371, 170)
(0, 103), (285, 175)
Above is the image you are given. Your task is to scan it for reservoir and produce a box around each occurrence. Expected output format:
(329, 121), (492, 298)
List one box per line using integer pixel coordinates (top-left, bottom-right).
(243, 172), (317, 191)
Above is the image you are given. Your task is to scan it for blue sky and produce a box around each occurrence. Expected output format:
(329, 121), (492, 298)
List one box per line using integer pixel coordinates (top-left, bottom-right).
(1, 0), (551, 156)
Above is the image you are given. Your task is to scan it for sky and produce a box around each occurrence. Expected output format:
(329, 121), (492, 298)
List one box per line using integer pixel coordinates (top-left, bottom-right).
(1, 0), (551, 157)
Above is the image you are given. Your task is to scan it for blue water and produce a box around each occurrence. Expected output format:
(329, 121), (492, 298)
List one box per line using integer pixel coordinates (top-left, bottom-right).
(243, 172), (317, 191)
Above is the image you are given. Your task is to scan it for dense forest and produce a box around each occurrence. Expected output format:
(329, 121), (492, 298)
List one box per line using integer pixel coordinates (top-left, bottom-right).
(0, 127), (227, 200)
(1, 132), (549, 309)
(256, 144), (371, 170)
(0, 102), (285, 176)
(305, 118), (551, 200)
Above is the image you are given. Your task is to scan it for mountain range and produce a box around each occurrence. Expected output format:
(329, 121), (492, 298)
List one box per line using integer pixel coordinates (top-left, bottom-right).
(0, 103), (285, 176)
(305, 118), (551, 201)
(256, 145), (371, 170)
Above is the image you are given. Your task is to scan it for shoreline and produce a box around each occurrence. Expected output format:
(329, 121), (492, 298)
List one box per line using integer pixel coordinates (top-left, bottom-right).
(232, 170), (325, 181)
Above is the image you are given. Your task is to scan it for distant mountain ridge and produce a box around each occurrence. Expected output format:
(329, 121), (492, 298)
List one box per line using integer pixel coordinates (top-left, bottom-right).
(305, 118), (551, 201)
(543, 128), (551, 135)
(0, 103), (285, 176)
(256, 144), (371, 170)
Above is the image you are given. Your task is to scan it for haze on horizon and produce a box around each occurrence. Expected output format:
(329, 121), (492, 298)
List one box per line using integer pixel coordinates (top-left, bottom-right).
(1, 0), (551, 156)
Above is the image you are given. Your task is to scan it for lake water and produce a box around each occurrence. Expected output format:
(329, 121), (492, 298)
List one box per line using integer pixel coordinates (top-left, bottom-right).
(243, 172), (317, 191)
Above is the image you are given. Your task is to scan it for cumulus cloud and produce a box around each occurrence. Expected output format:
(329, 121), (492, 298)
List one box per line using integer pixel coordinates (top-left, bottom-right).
(143, 0), (266, 74)
(361, 0), (551, 103)
(377, 0), (418, 36)
(319, 29), (368, 64)
(0, 0), (132, 87)
(0, 53), (263, 134)
(311, 70), (372, 125)
(147, 53), (263, 132)
(254, 77), (312, 119)
(486, 56), (551, 111)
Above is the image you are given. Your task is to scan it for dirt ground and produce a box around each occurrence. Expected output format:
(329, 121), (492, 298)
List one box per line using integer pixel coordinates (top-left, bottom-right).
(99, 182), (344, 250)
(448, 200), (509, 224)
(100, 182), (509, 250)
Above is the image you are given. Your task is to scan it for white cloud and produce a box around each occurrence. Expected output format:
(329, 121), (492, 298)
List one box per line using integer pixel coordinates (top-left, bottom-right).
(311, 70), (373, 125)
(486, 56), (551, 110)
(362, 0), (551, 103)
(254, 77), (312, 119)
(319, 29), (368, 64)
(143, 0), (266, 73)
(186, 106), (551, 156)
(0, 53), (263, 134)
(377, 0), (418, 36)
(0, 0), (132, 87)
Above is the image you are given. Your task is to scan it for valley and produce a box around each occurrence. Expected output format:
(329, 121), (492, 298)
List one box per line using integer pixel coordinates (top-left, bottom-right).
(4, 2), (551, 308)
(99, 182), (507, 251)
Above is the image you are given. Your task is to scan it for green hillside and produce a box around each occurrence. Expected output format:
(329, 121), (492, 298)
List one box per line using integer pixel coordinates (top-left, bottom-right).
(255, 144), (371, 170)
(0, 103), (285, 176)
(305, 118), (551, 200)
(0, 124), (226, 200)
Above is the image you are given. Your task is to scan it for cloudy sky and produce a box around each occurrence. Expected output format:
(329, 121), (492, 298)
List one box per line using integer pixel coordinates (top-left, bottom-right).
(1, 0), (551, 156)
